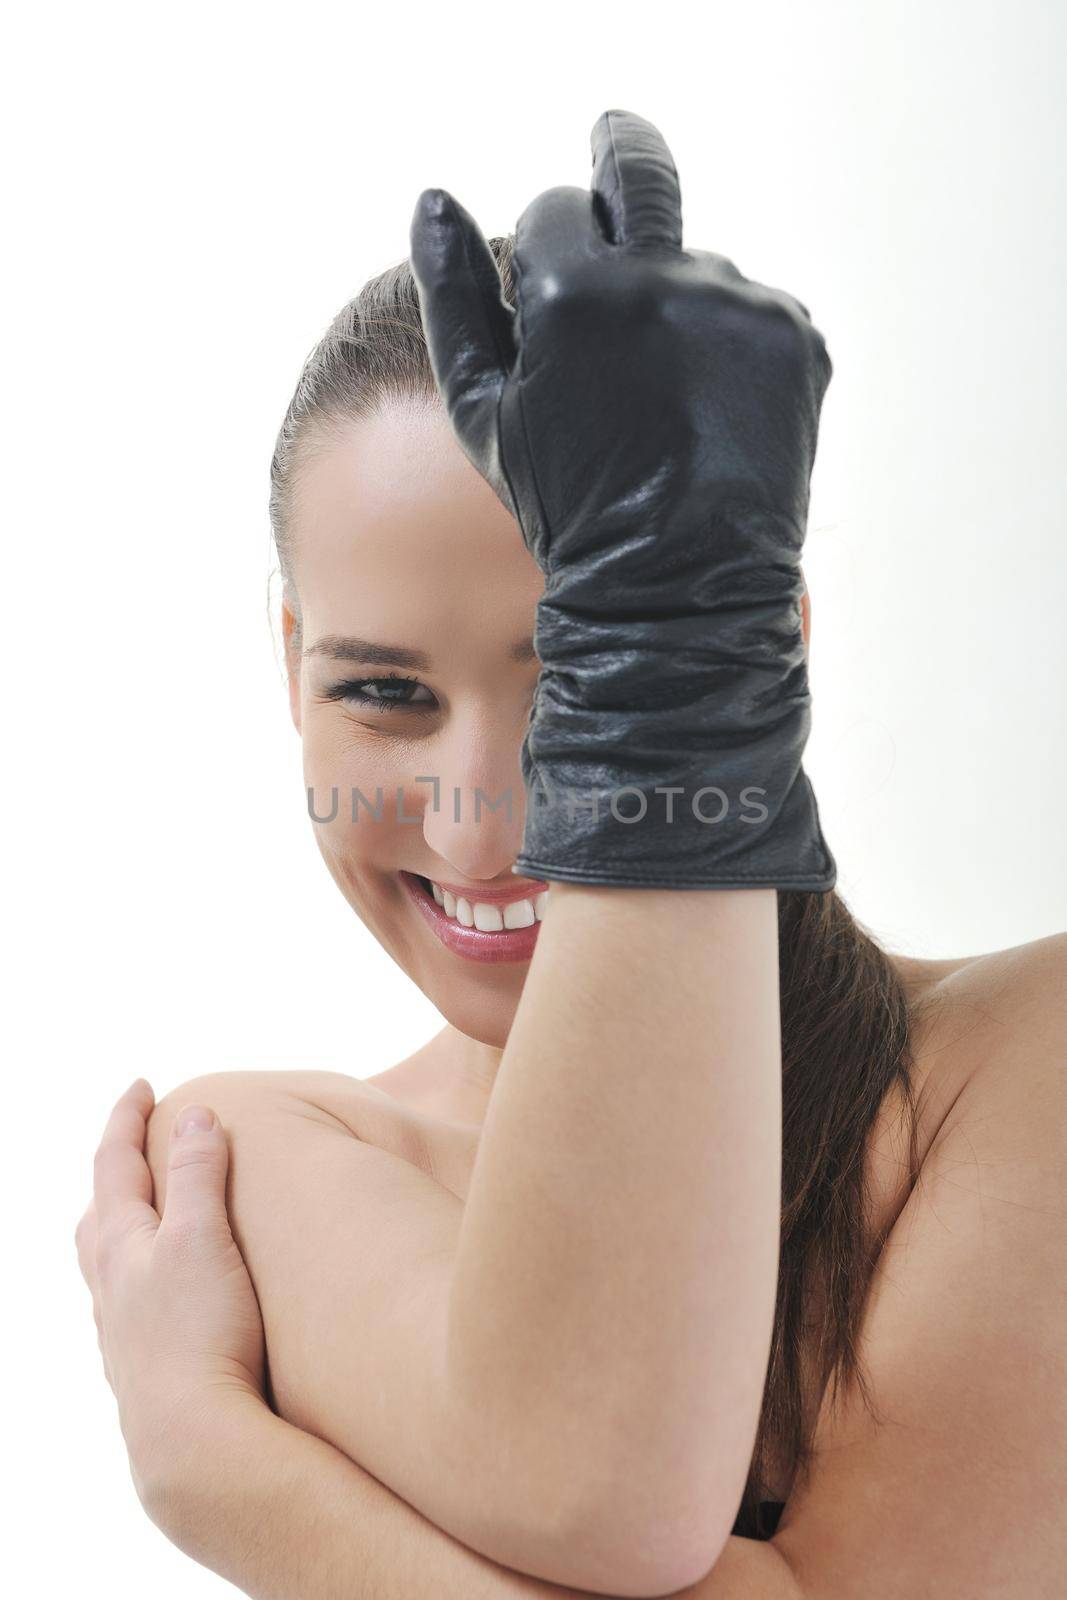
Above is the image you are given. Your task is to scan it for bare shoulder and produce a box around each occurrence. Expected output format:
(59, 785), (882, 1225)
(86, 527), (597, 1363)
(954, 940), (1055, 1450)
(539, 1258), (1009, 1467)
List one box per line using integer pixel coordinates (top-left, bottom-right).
(147, 1065), (441, 1177)
(767, 930), (1067, 1597)
(918, 928), (1067, 1124)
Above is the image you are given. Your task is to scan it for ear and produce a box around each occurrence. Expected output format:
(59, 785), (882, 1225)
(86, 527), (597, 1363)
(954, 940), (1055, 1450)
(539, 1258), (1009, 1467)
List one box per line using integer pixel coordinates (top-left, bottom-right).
(281, 586), (303, 735)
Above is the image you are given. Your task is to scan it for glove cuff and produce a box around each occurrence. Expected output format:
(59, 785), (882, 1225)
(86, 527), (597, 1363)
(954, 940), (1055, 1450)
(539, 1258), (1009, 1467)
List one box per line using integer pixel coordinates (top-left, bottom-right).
(513, 591), (837, 892)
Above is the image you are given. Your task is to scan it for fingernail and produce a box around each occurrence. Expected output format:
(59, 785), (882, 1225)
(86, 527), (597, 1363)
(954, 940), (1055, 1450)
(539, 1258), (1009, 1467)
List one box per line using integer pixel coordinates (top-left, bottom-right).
(175, 1105), (215, 1136)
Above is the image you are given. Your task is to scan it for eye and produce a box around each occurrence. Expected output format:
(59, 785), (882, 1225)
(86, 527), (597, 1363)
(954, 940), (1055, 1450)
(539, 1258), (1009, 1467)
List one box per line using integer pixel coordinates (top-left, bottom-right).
(319, 672), (437, 715)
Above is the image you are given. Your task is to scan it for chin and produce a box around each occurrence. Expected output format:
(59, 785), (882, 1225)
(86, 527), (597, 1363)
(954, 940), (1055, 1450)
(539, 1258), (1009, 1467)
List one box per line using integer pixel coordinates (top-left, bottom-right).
(436, 970), (525, 1050)
(326, 849), (529, 1045)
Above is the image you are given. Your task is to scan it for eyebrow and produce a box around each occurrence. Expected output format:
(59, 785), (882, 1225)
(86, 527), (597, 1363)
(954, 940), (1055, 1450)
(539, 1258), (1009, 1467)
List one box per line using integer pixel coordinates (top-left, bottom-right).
(303, 634), (539, 668)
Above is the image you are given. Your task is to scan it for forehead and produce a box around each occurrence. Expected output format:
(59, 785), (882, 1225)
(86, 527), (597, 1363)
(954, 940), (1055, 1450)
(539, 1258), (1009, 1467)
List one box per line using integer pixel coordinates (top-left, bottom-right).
(290, 400), (537, 610)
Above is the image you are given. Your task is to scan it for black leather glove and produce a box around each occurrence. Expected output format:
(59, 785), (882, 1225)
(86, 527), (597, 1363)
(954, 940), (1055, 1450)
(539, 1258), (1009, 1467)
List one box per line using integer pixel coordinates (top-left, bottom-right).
(410, 108), (836, 891)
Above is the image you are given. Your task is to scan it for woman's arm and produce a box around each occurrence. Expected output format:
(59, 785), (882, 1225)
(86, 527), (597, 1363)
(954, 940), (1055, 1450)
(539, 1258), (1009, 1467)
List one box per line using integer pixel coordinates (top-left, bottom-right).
(150, 1388), (801, 1600)
(140, 903), (780, 1600)
(407, 106), (831, 1595)
(148, 1388), (544, 1600)
(82, 1080), (797, 1600)
(447, 885), (782, 1588)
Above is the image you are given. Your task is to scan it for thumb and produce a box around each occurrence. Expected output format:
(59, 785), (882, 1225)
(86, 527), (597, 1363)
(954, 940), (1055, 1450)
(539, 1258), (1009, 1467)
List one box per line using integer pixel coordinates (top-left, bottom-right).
(160, 1105), (230, 1234)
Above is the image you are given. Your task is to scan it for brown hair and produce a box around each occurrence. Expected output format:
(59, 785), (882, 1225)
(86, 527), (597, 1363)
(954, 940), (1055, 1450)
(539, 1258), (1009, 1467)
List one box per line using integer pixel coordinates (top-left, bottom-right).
(268, 236), (937, 1541)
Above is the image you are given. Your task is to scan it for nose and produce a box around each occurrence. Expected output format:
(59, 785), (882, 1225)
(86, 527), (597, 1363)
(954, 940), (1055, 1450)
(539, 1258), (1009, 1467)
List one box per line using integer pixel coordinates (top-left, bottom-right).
(418, 708), (528, 882)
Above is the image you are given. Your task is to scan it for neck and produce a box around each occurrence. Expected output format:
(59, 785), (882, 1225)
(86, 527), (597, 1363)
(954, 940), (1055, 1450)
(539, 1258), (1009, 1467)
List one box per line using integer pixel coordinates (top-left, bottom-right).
(411, 1024), (504, 1123)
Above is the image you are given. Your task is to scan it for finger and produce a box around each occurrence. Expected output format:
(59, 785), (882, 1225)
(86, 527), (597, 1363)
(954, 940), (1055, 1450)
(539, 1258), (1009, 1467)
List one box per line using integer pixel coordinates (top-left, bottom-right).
(513, 183), (602, 277)
(590, 108), (683, 250)
(93, 1078), (159, 1234)
(763, 282), (813, 323)
(158, 1104), (231, 1240)
(409, 187), (517, 415)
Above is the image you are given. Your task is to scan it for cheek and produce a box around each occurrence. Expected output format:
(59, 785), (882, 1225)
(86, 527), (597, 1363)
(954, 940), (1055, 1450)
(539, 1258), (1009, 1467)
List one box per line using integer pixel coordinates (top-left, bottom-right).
(301, 708), (425, 872)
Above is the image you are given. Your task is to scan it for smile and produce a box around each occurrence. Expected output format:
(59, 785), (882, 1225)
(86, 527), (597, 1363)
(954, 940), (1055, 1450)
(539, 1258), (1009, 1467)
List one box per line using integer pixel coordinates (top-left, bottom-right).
(399, 871), (548, 965)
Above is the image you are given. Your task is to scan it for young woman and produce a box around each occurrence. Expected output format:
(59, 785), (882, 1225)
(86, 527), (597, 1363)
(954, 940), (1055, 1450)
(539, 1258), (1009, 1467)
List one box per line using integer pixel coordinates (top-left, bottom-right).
(76, 110), (1066, 1600)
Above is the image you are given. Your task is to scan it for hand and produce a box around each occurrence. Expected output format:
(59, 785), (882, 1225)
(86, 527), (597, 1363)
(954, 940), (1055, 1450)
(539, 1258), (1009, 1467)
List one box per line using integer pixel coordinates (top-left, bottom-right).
(410, 107), (835, 890)
(74, 1080), (266, 1507)
(412, 109), (830, 583)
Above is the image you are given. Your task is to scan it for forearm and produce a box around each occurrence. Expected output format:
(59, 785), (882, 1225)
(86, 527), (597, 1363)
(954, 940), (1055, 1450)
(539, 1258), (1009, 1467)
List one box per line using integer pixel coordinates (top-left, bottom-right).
(449, 885), (782, 1576)
(146, 1389), (534, 1600)
(148, 1391), (792, 1600)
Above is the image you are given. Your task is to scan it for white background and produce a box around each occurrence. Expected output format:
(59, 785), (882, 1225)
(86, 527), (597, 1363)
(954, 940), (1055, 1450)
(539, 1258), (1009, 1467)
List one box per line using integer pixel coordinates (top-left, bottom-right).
(5, 0), (1064, 1593)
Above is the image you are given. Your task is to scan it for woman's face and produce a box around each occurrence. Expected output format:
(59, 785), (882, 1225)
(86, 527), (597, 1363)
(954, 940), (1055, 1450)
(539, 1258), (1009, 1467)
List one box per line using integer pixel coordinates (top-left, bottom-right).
(282, 399), (548, 1049)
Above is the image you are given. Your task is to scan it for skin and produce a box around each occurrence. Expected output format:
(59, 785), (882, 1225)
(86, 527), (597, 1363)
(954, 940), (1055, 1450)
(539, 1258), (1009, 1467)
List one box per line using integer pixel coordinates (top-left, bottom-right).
(287, 398), (547, 1077)
(283, 397), (805, 1106)
(76, 399), (1067, 1599)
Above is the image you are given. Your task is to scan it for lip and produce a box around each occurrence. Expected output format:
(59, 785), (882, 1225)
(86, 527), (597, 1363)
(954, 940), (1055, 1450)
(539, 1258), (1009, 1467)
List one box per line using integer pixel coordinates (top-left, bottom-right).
(400, 870), (543, 965)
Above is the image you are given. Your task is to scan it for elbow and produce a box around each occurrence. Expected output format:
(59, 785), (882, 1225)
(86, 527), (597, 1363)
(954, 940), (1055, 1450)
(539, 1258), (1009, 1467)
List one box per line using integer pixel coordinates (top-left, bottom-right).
(475, 1467), (733, 1598)
(553, 1485), (732, 1598)
(444, 1377), (739, 1593)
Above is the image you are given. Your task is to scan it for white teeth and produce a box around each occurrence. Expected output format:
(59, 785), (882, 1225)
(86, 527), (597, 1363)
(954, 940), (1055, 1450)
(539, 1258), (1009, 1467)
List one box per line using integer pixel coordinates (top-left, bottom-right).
(503, 898), (535, 929)
(426, 878), (545, 932)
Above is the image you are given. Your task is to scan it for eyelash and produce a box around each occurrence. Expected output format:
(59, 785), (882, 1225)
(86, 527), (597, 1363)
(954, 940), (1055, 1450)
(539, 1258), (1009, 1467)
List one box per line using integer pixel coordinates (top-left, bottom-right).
(320, 672), (436, 714)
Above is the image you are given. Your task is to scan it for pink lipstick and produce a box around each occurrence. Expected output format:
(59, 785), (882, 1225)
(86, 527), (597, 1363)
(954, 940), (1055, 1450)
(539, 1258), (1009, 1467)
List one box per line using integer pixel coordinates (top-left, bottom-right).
(400, 870), (545, 965)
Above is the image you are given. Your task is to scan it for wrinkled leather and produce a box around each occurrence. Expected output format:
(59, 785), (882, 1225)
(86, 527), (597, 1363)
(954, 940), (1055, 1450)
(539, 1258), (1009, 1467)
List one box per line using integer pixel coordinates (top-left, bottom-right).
(409, 108), (836, 891)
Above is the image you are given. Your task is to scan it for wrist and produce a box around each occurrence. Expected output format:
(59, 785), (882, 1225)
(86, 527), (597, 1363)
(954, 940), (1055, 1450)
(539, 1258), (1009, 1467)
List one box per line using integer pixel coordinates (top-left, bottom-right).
(520, 564), (835, 891)
(133, 1379), (269, 1534)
